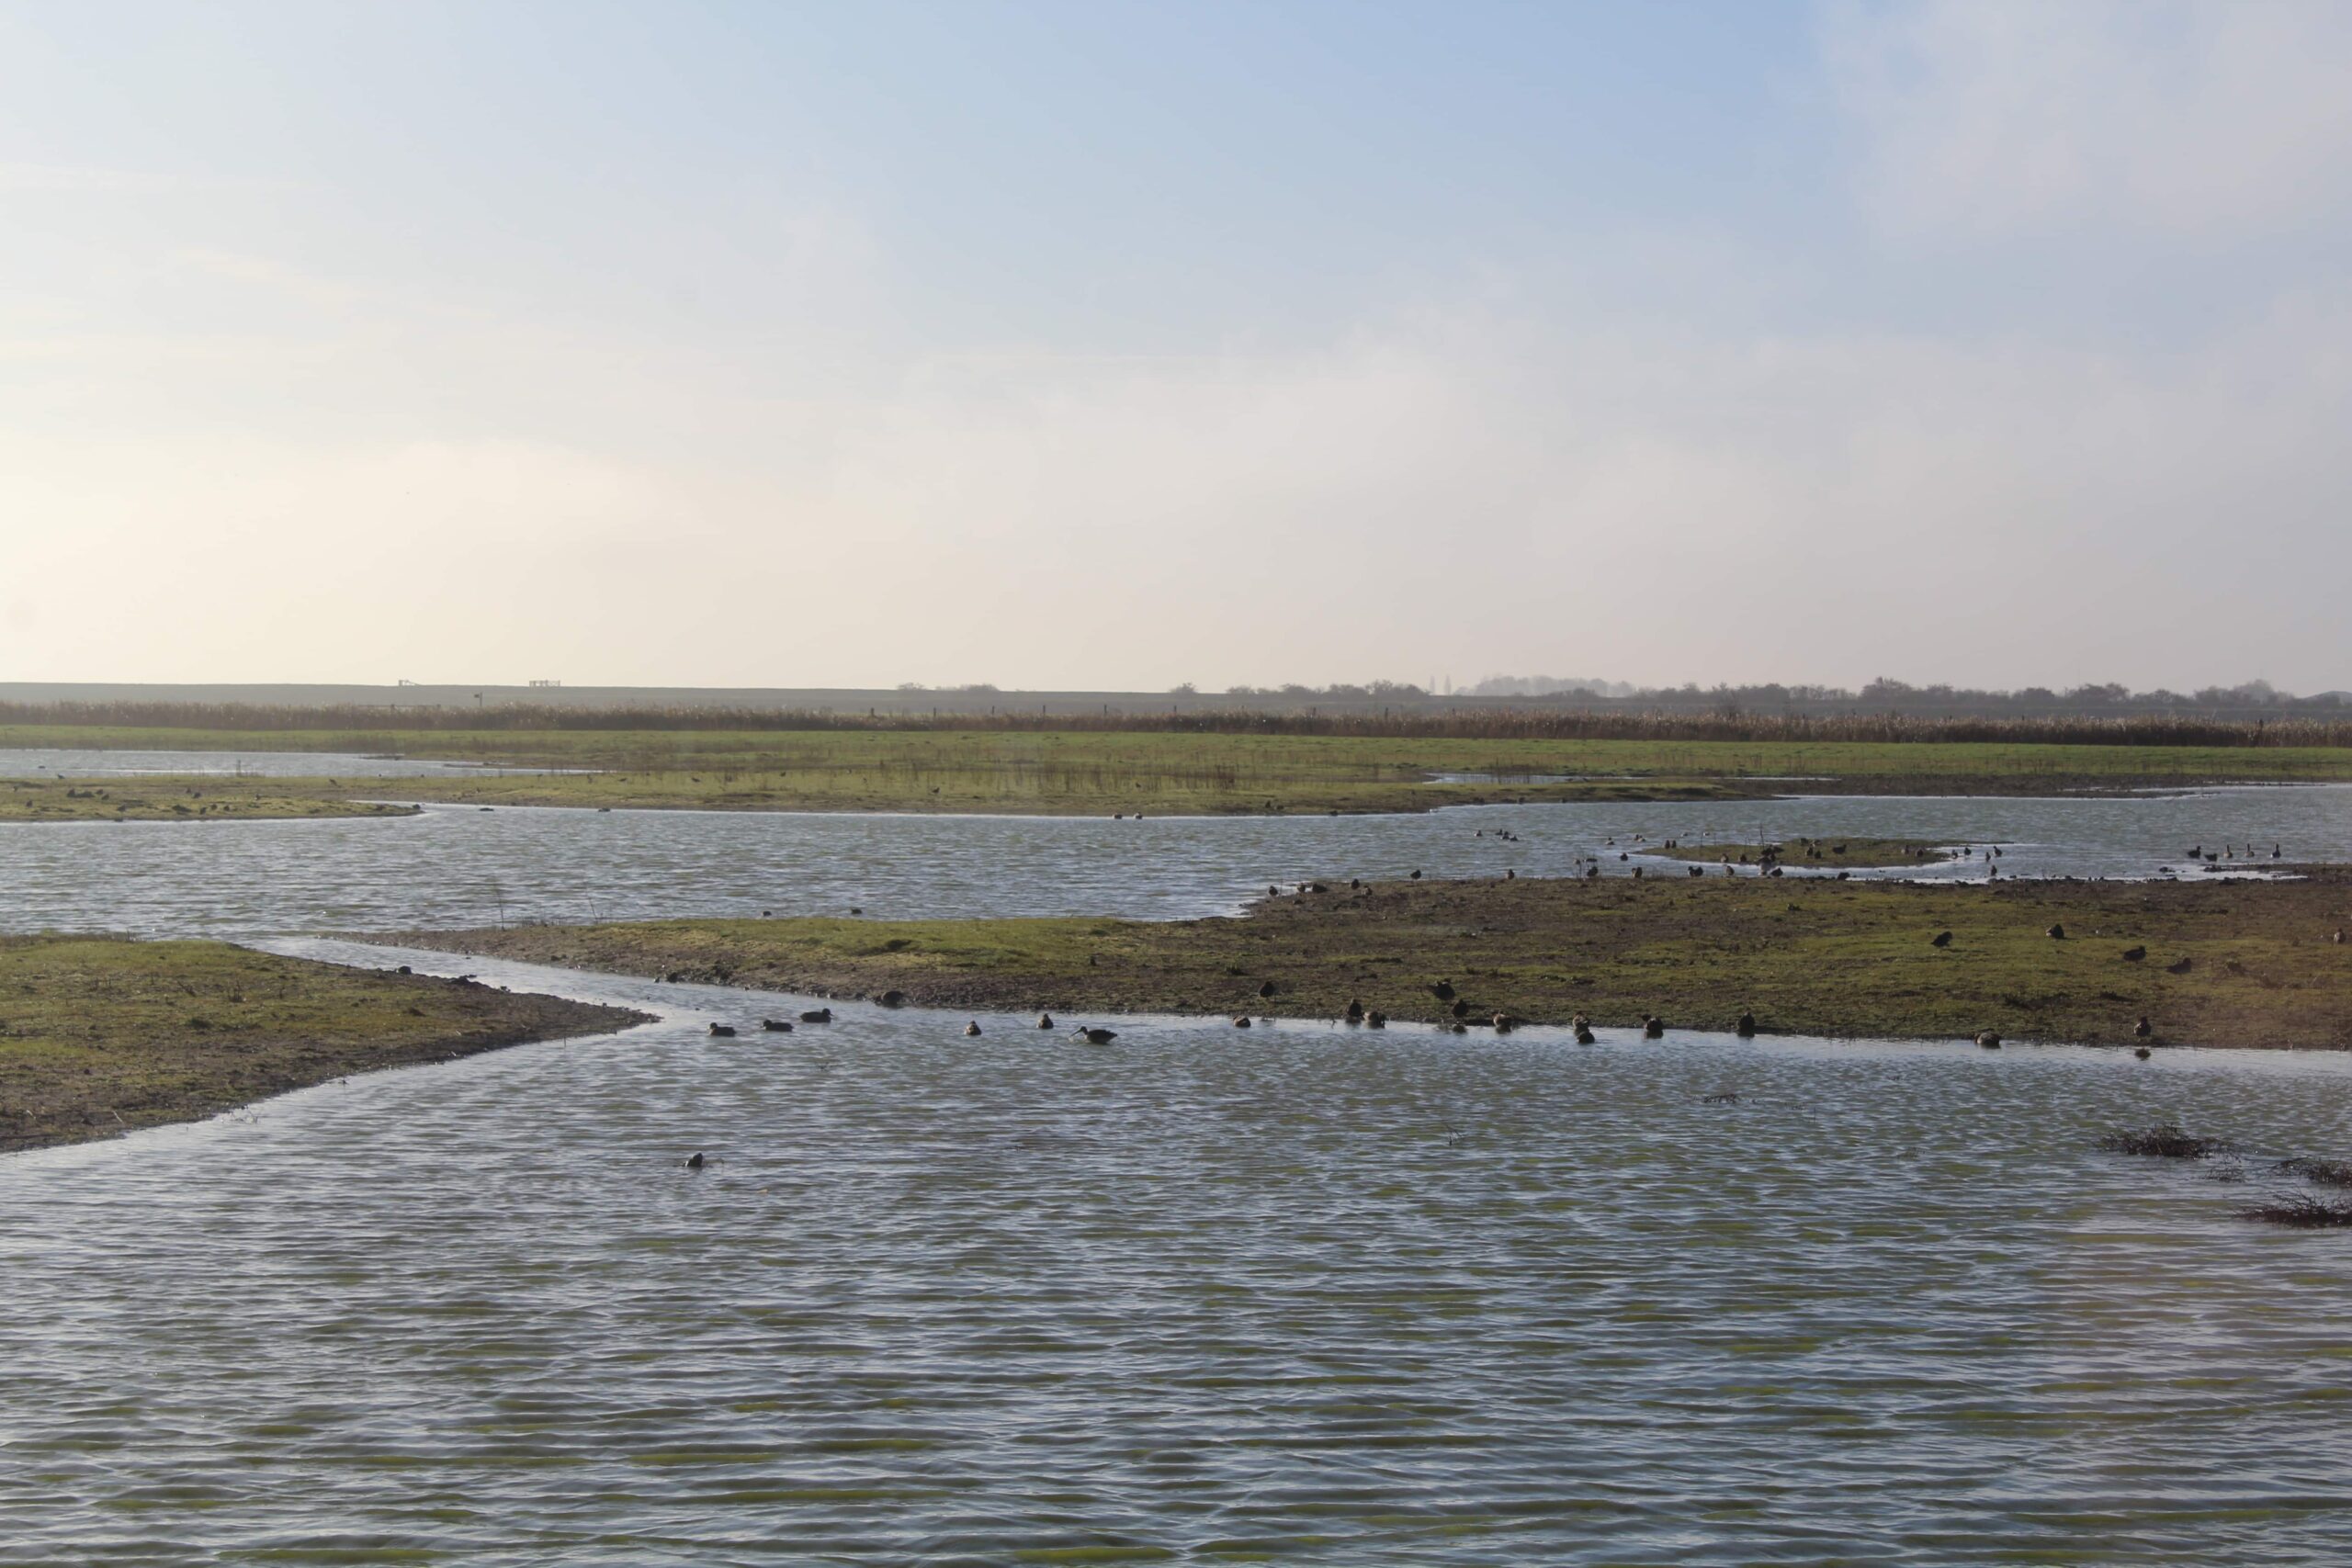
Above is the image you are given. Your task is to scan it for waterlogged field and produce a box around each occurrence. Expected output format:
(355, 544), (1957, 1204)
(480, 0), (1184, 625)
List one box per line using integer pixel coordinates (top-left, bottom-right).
(5, 942), (2352, 1564)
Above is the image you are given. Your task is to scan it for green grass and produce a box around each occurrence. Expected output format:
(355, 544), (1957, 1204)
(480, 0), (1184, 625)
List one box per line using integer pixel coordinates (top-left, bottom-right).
(8, 724), (2352, 816)
(0, 936), (644, 1150)
(397, 872), (2352, 1050)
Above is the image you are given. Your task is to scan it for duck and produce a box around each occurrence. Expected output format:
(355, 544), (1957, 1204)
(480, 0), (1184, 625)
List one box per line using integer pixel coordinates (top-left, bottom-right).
(964, 1021), (982, 1036)
(761, 1018), (795, 1032)
(1232, 1016), (1252, 1028)
(1430, 979), (1455, 1001)
(1575, 1025), (1597, 1044)
(1736, 1010), (1757, 1038)
(1975, 1031), (2001, 1049)
(1931, 930), (1953, 948)
(1643, 1015), (1665, 1039)
(1035, 1012), (1056, 1029)
(685, 1152), (706, 1169)
(2133, 1016), (2152, 1039)
(2047, 923), (2066, 941)
(1366, 1010), (1387, 1028)
(2120, 945), (2146, 963)
(1258, 979), (1278, 998)
(708, 1022), (737, 1037)
(1343, 998), (1364, 1022)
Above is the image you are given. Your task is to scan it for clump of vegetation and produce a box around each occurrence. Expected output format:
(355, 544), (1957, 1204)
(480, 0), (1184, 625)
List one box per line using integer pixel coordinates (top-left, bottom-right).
(2098, 1123), (2227, 1158)
(0, 779), (418, 824)
(2239, 1195), (2352, 1228)
(2275, 1157), (2352, 1188)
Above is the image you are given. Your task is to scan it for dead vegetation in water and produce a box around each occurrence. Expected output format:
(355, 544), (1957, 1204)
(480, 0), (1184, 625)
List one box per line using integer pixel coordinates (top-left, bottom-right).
(2275, 1156), (2352, 1188)
(2238, 1194), (2352, 1228)
(2098, 1123), (2229, 1158)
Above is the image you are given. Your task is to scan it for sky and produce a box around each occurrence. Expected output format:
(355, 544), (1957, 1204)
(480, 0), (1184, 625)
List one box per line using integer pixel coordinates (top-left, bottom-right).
(4, 0), (2349, 694)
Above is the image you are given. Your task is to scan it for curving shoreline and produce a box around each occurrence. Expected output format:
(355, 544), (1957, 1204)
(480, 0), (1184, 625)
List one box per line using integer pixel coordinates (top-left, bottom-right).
(378, 869), (2352, 1052)
(0, 936), (650, 1153)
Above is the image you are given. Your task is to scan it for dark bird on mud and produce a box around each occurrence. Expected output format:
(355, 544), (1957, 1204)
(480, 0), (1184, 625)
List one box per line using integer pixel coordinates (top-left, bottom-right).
(1258, 979), (1277, 998)
(964, 1021), (982, 1036)
(1430, 980), (1455, 1001)
(799, 1008), (832, 1023)
(1736, 1010), (1757, 1038)
(1233, 1016), (1251, 1028)
(1451, 998), (1472, 1018)
(1931, 930), (1953, 948)
(707, 1022), (737, 1037)
(2166, 957), (2193, 975)
(686, 1152), (705, 1169)
(762, 1019), (794, 1032)
(2134, 1016), (2152, 1039)
(1976, 1031), (2001, 1049)
(878, 989), (908, 1007)
(1072, 1026), (1118, 1044)
(1344, 998), (1365, 1021)
(1644, 1015), (1665, 1038)
(1268, 886), (1279, 897)
(1410, 869), (1422, 879)
(2134, 1045), (2152, 1059)
(1367, 1011), (1387, 1028)
(2047, 923), (2066, 940)
(1492, 1013), (1517, 1033)
(2121, 945), (2146, 963)
(1036, 1012), (1055, 1029)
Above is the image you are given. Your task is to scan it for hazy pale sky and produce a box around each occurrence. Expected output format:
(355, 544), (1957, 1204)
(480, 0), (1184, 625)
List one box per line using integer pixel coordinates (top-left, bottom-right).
(5, 0), (2348, 693)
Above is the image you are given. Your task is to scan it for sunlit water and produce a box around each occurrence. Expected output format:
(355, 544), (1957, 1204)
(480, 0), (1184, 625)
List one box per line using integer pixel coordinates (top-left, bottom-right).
(3, 780), (2346, 939)
(5, 942), (2352, 1564)
(6, 774), (2352, 1561)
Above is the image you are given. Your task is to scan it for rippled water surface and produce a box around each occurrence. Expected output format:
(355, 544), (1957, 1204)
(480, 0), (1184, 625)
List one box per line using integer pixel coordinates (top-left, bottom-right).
(6, 942), (2352, 1564)
(4, 783), (2346, 939)
(6, 782), (2352, 1562)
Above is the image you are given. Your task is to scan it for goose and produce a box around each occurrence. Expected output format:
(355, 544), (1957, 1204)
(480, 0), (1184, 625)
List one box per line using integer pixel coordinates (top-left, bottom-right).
(1643, 1015), (1665, 1039)
(1071, 1026), (1118, 1045)
(1036, 1012), (1055, 1029)
(1736, 1010), (1757, 1038)
(964, 1021), (982, 1036)
(1343, 998), (1364, 1022)
(1975, 1031), (2001, 1049)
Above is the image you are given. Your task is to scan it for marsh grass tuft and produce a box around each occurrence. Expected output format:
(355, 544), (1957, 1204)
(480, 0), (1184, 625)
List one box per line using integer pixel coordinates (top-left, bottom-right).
(2239, 1194), (2352, 1228)
(2098, 1123), (2227, 1158)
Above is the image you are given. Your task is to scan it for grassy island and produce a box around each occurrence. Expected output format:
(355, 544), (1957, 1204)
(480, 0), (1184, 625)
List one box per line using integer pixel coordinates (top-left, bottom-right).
(384, 871), (2352, 1051)
(0, 778), (419, 823)
(1644, 837), (1956, 868)
(9, 717), (2352, 818)
(0, 936), (648, 1152)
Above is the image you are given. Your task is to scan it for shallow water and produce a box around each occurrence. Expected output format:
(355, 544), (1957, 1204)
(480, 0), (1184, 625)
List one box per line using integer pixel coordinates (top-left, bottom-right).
(1, 784), (2345, 940)
(5, 942), (2352, 1564)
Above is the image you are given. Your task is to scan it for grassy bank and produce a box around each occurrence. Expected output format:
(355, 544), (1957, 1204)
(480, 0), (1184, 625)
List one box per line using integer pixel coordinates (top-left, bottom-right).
(387, 872), (2352, 1050)
(9, 724), (2352, 816)
(0, 936), (647, 1152)
(1, 778), (420, 823)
